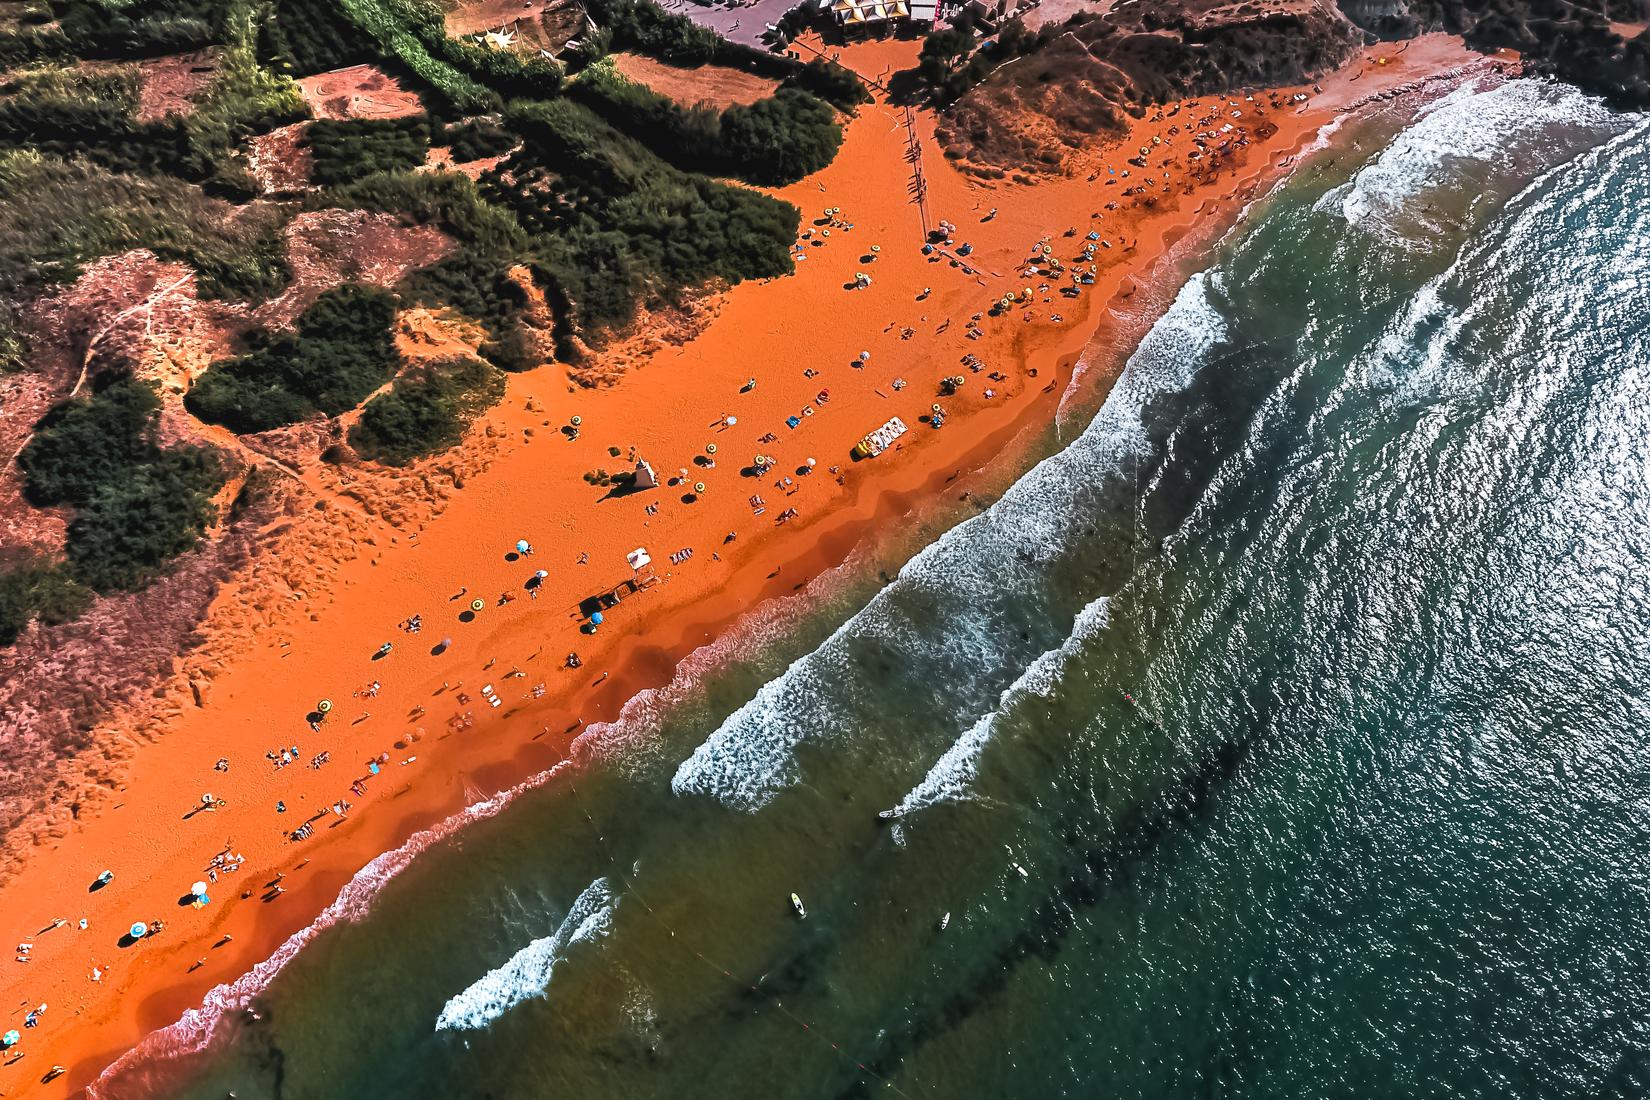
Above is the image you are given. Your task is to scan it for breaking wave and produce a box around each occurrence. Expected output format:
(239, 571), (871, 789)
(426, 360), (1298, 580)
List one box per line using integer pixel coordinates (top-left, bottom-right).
(1320, 77), (1622, 244)
(888, 595), (1112, 836)
(671, 274), (1225, 812)
(435, 877), (617, 1032)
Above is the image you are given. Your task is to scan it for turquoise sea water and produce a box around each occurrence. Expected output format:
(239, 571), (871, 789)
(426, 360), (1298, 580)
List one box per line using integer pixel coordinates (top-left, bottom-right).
(99, 77), (1650, 1099)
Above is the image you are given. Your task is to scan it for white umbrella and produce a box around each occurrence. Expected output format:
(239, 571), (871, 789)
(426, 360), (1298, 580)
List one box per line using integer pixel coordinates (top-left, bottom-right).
(191, 881), (208, 897)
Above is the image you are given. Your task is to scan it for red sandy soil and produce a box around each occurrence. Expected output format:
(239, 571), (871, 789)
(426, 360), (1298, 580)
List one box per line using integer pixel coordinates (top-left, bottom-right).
(442, 0), (590, 52)
(295, 64), (426, 122)
(0, 34), (1502, 1099)
(243, 122), (313, 195)
(423, 144), (514, 179)
(132, 50), (220, 121)
(610, 51), (780, 108)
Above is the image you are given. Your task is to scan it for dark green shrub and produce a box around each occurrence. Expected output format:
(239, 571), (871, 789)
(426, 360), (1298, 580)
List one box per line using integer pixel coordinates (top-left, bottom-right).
(15, 377), (226, 601)
(306, 116), (432, 186)
(187, 284), (401, 432)
(19, 378), (163, 506)
(442, 116), (516, 161)
(782, 58), (871, 112)
(349, 356), (505, 464)
(66, 447), (223, 590)
(0, 558), (92, 645)
(719, 88), (840, 184)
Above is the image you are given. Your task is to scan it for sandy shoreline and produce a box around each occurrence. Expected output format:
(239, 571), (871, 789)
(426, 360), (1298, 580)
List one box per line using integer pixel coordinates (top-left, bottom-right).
(0, 35), (1503, 1099)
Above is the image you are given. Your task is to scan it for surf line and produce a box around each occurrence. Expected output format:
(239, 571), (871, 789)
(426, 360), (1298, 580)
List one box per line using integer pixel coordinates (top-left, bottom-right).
(567, 782), (922, 1099)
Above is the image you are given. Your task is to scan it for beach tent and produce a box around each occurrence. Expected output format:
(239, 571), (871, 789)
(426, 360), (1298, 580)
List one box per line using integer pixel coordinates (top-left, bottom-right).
(627, 548), (652, 571)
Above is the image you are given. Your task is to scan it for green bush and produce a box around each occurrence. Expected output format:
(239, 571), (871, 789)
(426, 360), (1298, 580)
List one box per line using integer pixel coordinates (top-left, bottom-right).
(262, 0), (375, 76)
(497, 98), (798, 335)
(306, 116), (431, 185)
(0, 558), (93, 645)
(18, 376), (164, 506)
(187, 284), (401, 432)
(440, 116), (517, 161)
(16, 377), (225, 598)
(572, 62), (841, 186)
(719, 88), (841, 185)
(350, 355), (504, 464)
(782, 58), (871, 112)
(66, 447), (224, 590)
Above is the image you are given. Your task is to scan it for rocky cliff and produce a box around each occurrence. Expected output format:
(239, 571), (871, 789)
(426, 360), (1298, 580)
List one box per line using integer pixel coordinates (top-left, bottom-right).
(937, 0), (1363, 177)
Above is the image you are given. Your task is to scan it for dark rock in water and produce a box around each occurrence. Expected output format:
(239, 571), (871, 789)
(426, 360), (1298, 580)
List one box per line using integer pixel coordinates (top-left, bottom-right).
(936, 0), (1362, 174)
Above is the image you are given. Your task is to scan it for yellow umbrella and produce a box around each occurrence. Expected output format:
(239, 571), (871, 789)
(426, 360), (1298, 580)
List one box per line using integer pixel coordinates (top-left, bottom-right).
(694, 482), (706, 494)
(317, 699), (333, 713)
(471, 598), (484, 612)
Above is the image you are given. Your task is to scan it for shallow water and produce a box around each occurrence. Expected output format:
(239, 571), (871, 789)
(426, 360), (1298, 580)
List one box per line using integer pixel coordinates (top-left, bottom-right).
(103, 78), (1650, 1099)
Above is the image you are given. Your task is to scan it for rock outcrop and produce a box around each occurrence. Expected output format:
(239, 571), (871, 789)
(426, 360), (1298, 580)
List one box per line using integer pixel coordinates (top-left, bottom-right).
(938, 0), (1363, 175)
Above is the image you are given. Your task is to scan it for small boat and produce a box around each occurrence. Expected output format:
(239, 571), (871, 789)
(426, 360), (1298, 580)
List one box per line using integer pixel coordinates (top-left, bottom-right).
(876, 808), (899, 822)
(790, 893), (807, 919)
(1012, 863), (1029, 879)
(938, 912), (950, 931)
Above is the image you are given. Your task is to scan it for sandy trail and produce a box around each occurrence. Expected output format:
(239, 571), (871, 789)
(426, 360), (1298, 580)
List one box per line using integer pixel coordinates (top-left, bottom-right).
(0, 35), (1498, 1099)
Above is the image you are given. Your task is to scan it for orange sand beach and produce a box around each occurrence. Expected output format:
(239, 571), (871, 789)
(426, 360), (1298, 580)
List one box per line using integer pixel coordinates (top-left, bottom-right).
(0, 36), (1502, 1099)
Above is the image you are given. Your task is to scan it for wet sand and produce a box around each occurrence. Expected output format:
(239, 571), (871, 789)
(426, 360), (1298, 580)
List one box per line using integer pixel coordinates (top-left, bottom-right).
(0, 35), (1497, 1099)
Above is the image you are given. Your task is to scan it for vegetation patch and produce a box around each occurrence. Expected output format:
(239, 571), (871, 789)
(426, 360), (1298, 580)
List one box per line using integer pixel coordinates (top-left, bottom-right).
(572, 59), (841, 186)
(440, 115), (515, 161)
(349, 354), (504, 464)
(306, 115), (432, 185)
(490, 97), (798, 336)
(186, 283), (401, 432)
(0, 149), (289, 369)
(17, 377), (226, 595)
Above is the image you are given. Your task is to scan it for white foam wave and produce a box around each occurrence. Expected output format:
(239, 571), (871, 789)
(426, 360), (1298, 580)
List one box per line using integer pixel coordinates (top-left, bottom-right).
(89, 755), (586, 1096)
(435, 877), (617, 1032)
(1321, 78), (1621, 243)
(889, 595), (1111, 834)
(673, 274), (1224, 813)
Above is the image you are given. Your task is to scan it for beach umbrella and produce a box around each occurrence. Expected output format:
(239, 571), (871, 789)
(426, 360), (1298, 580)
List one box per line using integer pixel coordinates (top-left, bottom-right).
(591, 611), (604, 625)
(858, 350), (870, 362)
(705, 443), (717, 454)
(694, 482), (706, 494)
(570, 415), (582, 426)
(534, 570), (547, 579)
(129, 922), (147, 939)
(725, 416), (737, 427)
(317, 699), (333, 714)
(932, 403), (943, 412)
(191, 881), (208, 897)
(871, 244), (881, 253)
(2, 1030), (18, 1048)
(471, 598), (485, 612)
(516, 539), (531, 554)
(806, 458), (817, 468)
(191, 894), (210, 909)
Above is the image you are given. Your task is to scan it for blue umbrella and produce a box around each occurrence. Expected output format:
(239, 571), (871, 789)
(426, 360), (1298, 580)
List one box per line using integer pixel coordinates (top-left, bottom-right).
(1, 1029), (18, 1048)
(516, 539), (531, 554)
(129, 922), (147, 939)
(591, 611), (604, 625)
